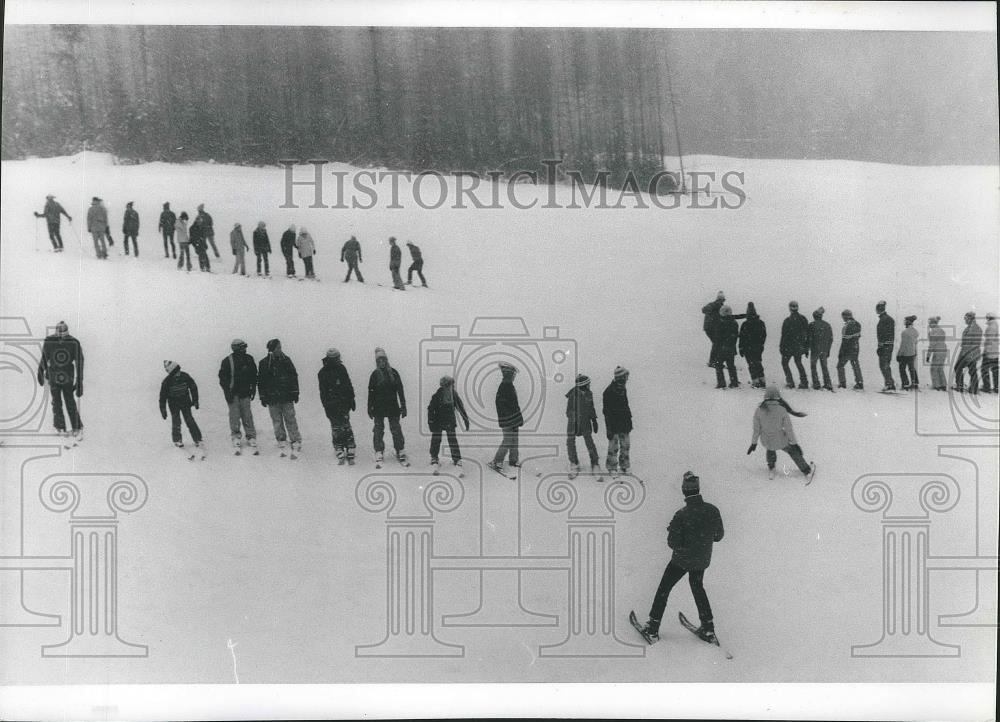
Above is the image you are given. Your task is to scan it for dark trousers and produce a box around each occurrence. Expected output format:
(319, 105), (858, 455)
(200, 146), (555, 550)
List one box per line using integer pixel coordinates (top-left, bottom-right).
(407, 259), (426, 285)
(781, 353), (808, 386)
(195, 247), (211, 271)
(49, 383), (82, 432)
(283, 250), (296, 276)
(492, 427), (519, 465)
(345, 258), (364, 282)
(982, 356), (998, 392)
(877, 345), (895, 387)
(898, 355), (918, 388)
(810, 355), (832, 389)
(744, 351), (764, 384)
(256, 251), (269, 275)
(177, 244), (192, 270)
(123, 233), (138, 256)
(206, 230), (220, 257)
(567, 425), (599, 467)
(837, 351), (863, 386)
(303, 256), (315, 277)
(430, 428), (461, 463)
(162, 230), (175, 257)
(714, 352), (738, 386)
(954, 357), (979, 392)
(373, 414), (404, 453)
(766, 444), (811, 473)
(46, 223), (64, 250)
(705, 330), (716, 365)
(168, 399), (202, 444)
(648, 561), (712, 629)
(326, 408), (356, 456)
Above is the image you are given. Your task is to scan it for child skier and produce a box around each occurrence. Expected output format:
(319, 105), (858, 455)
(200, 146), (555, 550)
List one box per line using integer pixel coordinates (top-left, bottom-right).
(159, 360), (204, 458)
(427, 376), (470, 473)
(318, 348), (357, 464)
(747, 385), (815, 480)
(565, 373), (601, 477)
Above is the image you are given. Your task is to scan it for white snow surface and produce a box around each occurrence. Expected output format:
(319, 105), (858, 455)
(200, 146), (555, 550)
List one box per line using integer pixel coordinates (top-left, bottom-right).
(1, 152), (998, 684)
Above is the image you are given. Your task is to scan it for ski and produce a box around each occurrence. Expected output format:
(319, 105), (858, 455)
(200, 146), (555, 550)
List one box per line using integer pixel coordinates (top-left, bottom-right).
(805, 461), (817, 486)
(629, 610), (656, 645)
(431, 462), (440, 475)
(487, 463), (517, 480)
(679, 611), (733, 659)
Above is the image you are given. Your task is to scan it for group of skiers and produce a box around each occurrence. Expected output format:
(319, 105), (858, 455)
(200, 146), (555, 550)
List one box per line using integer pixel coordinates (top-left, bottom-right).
(702, 292), (1000, 394)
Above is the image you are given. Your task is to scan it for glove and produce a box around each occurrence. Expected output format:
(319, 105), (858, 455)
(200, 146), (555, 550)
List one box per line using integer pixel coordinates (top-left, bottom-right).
(925, 353), (931, 364)
(292, 393), (299, 404)
(194, 402), (199, 410)
(75, 381), (83, 397)
(747, 443), (757, 454)
(261, 399), (268, 408)
(591, 418), (599, 434)
(465, 422), (470, 432)
(161, 409), (167, 420)
(400, 407), (407, 419)
(67, 216), (72, 222)
(350, 400), (356, 412)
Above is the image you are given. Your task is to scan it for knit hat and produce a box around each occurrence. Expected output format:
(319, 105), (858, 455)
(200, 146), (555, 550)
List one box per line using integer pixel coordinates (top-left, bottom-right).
(197, 203), (204, 211)
(231, 338), (247, 350)
(763, 384), (782, 401)
(92, 197), (101, 202)
(842, 309), (853, 318)
(614, 365), (629, 380)
(163, 360), (179, 374)
(126, 201), (133, 208)
(440, 375), (454, 387)
(716, 290), (725, 301)
(746, 301), (758, 318)
(682, 471), (700, 496)
(266, 338), (281, 353)
(179, 211), (188, 220)
(964, 311), (976, 321)
(234, 222), (241, 228)
(325, 348), (341, 360)
(575, 373), (591, 387)
(257, 221), (266, 228)
(389, 236), (397, 242)
(289, 224), (297, 232)
(55, 320), (69, 335)
(375, 346), (388, 360)
(788, 300), (799, 310)
(929, 316), (941, 325)
(904, 315), (917, 325)
(46, 194), (54, 199)
(163, 202), (170, 208)
(876, 300), (887, 312)
(813, 307), (825, 319)
(720, 304), (732, 317)
(499, 360), (517, 374)
(987, 312), (995, 321)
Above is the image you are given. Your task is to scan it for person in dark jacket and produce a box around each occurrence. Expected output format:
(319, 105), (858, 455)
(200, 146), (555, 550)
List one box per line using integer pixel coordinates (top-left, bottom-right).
(953, 311), (982, 393)
(253, 222), (271, 276)
(836, 309), (863, 389)
(633, 472), (724, 644)
(488, 361), (523, 472)
(341, 235), (364, 282)
(37, 320), (84, 439)
(159, 360), (202, 448)
(406, 241), (427, 287)
(280, 225), (297, 278)
(258, 338), (301, 454)
(34, 195), (71, 251)
(230, 223), (249, 276)
(701, 291), (726, 366)
(712, 305), (740, 389)
(189, 216), (211, 272)
(121, 201), (140, 257)
(779, 301), (809, 389)
(428, 375), (470, 468)
(368, 347), (407, 463)
(158, 202), (177, 258)
(196, 204), (220, 258)
(875, 300), (896, 391)
(318, 348), (357, 463)
(565, 373), (600, 474)
(388, 237), (406, 290)
(218, 339), (258, 451)
(807, 307), (834, 391)
(738, 302), (767, 388)
(603, 366), (633, 475)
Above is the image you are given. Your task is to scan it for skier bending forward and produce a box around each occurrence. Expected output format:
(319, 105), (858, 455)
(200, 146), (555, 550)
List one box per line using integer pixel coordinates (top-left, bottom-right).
(747, 385), (815, 479)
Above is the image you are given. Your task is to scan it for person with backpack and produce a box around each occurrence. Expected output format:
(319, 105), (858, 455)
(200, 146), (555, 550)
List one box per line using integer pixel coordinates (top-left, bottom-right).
(257, 338), (301, 456)
(158, 202), (177, 259)
(159, 360), (203, 455)
(122, 201), (140, 257)
(341, 235), (364, 282)
(427, 375), (470, 472)
(738, 302), (767, 388)
(806, 307), (834, 391)
(747, 385), (815, 479)
(318, 348), (357, 464)
(565, 373), (600, 477)
(34, 194), (71, 251)
(253, 221), (271, 277)
(218, 338), (258, 454)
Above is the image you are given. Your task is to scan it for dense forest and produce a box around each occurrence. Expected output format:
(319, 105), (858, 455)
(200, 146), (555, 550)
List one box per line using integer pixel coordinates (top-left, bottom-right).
(2, 26), (997, 182)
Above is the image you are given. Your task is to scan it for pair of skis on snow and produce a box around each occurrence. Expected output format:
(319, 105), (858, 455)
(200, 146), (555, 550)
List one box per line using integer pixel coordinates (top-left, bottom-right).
(60, 430), (83, 449)
(767, 462), (818, 485)
(628, 610), (734, 660)
(176, 442), (206, 461)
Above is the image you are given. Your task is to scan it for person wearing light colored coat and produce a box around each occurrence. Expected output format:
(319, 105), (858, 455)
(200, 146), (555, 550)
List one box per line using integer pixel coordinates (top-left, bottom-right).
(747, 385), (813, 477)
(296, 227), (317, 279)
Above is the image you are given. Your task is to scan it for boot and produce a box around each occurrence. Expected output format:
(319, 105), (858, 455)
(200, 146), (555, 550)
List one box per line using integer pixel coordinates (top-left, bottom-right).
(696, 621), (717, 644)
(641, 619), (660, 643)
(853, 382), (864, 390)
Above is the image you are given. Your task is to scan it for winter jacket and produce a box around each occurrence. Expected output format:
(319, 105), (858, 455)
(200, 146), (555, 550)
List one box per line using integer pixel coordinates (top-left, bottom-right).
(86, 203), (108, 234)
(37, 333), (84, 387)
(257, 352), (299, 405)
(218, 350), (257, 400)
(667, 494), (725, 572)
(158, 209), (176, 233)
(565, 385), (598, 435)
(36, 199), (71, 225)
(807, 319), (833, 359)
(230, 227), (249, 255)
(159, 367), (198, 415)
(702, 298), (725, 338)
(602, 380), (632, 435)
(253, 227), (271, 254)
(780, 312), (809, 356)
(341, 238), (362, 262)
(175, 218), (189, 244)
(738, 316), (767, 357)
(751, 401), (799, 450)
(188, 221), (207, 253)
(368, 367), (406, 417)
(197, 210), (214, 233)
(296, 231), (316, 258)
(876, 312), (895, 349)
(712, 317), (739, 356)
(958, 321), (983, 363)
(427, 388), (470, 432)
(927, 326), (948, 358)
(839, 319), (861, 356)
(280, 229), (297, 257)
(495, 379), (523, 429)
(897, 326), (919, 358)
(123, 208), (140, 234)
(389, 244), (402, 270)
(318, 357), (356, 413)
(984, 319), (999, 358)
(407, 243), (423, 262)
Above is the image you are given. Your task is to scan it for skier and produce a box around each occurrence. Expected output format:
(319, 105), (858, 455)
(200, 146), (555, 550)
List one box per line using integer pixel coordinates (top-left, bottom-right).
(122, 201), (140, 257)
(406, 241), (427, 287)
(631, 471), (724, 645)
(368, 347), (408, 465)
(218, 338), (258, 454)
(836, 309), (863, 390)
(747, 385), (814, 479)
(36, 320), (84, 443)
(603, 366), (633, 476)
(296, 227), (317, 280)
(86, 197), (110, 260)
(230, 223), (249, 275)
(158, 202), (177, 259)
(982, 312), (998, 394)
(318, 348), (357, 464)
(280, 224), (297, 278)
(341, 235), (364, 282)
(34, 195), (71, 251)
(159, 360), (203, 454)
(712, 305), (740, 389)
(427, 375), (470, 472)
(257, 338), (301, 457)
(175, 212), (192, 271)
(388, 237), (406, 290)
(806, 307), (834, 391)
(953, 311), (982, 394)
(196, 203), (220, 258)
(565, 373), (600, 477)
(897, 315), (919, 390)
(925, 316), (948, 391)
(738, 302), (767, 388)
(488, 361), (523, 474)
(875, 300), (897, 391)
(779, 301), (809, 389)
(189, 215), (211, 272)
(701, 291), (726, 366)
(250, 221), (271, 276)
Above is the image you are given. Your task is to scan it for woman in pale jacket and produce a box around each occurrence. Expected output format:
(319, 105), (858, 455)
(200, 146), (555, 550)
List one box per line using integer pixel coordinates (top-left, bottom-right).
(175, 212), (192, 271)
(925, 316), (948, 391)
(296, 227), (317, 280)
(747, 385), (814, 478)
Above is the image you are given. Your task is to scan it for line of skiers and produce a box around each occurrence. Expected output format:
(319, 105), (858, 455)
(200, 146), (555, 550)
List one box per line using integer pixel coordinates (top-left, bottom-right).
(703, 292), (999, 394)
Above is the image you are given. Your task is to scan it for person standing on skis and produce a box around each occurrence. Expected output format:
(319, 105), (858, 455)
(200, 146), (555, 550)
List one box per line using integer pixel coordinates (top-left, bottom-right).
(318, 348), (357, 464)
(34, 195), (71, 251)
(712, 305), (740, 389)
(701, 291), (726, 367)
(159, 360), (203, 453)
(747, 385), (814, 479)
(37, 320), (84, 442)
(926, 316), (948, 391)
(368, 347), (408, 465)
(280, 224), (297, 278)
(875, 300), (897, 391)
(488, 361), (523, 474)
(158, 202), (177, 259)
(954, 311), (982, 394)
(257, 338), (301, 456)
(565, 373), (600, 477)
(341, 235), (364, 282)
(807, 307), (834, 391)
(897, 315), (920, 390)
(603, 366), (633, 475)
(218, 338), (258, 453)
(388, 237), (406, 290)
(780, 301), (809, 389)
(836, 309), (863, 390)
(427, 375), (470, 472)
(253, 221), (271, 277)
